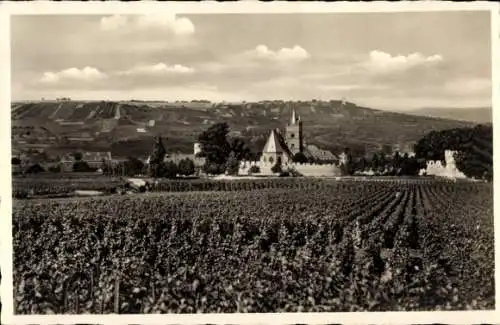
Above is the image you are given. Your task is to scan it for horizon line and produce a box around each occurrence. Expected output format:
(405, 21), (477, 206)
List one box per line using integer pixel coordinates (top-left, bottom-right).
(10, 98), (492, 111)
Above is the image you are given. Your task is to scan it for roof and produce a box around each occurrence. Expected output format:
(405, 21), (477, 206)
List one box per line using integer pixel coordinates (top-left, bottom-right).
(62, 151), (112, 162)
(263, 129), (288, 154)
(305, 144), (337, 160)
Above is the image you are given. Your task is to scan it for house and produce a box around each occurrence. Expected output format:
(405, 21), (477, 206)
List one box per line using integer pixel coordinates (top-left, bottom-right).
(304, 144), (337, 163)
(60, 151), (112, 172)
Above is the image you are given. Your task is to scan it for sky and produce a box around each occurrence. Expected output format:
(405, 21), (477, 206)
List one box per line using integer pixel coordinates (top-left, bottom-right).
(11, 11), (492, 110)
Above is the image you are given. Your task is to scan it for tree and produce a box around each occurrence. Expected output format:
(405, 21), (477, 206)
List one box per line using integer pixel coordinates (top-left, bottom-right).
(225, 151), (240, 175)
(160, 161), (178, 179)
(401, 154), (421, 176)
(392, 151), (401, 168)
(414, 124), (492, 180)
(149, 136), (167, 177)
(72, 152), (83, 161)
(292, 152), (308, 164)
(197, 122), (231, 174)
(26, 163), (44, 174)
(378, 152), (388, 173)
(356, 156), (368, 172)
(203, 161), (224, 175)
(124, 157), (144, 176)
(391, 151), (402, 175)
(370, 153), (380, 172)
(73, 161), (94, 172)
(197, 123), (251, 175)
(340, 148), (354, 176)
(48, 165), (61, 173)
(178, 158), (196, 176)
(11, 157), (21, 165)
(271, 162), (282, 174)
(229, 138), (252, 161)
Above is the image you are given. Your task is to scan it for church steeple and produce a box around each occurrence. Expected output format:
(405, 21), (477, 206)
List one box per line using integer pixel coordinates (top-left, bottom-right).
(291, 108), (297, 125)
(285, 105), (303, 155)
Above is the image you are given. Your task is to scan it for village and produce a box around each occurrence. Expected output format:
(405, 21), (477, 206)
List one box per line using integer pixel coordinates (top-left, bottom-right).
(12, 107), (468, 183)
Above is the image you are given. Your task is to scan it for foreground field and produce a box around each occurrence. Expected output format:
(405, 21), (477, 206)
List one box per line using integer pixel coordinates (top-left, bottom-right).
(13, 179), (493, 313)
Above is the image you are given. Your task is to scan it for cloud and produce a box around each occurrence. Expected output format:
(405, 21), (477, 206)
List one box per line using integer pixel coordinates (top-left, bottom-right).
(362, 50), (443, 74)
(99, 15), (195, 36)
(100, 15), (128, 31)
(119, 63), (195, 76)
(40, 67), (106, 83)
(135, 16), (195, 35)
(248, 45), (310, 62)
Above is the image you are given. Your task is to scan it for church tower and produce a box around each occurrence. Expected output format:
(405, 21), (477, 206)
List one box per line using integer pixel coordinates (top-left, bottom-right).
(285, 105), (303, 155)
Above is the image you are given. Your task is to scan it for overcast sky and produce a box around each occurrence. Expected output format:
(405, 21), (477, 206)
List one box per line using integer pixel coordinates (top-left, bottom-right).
(11, 11), (492, 110)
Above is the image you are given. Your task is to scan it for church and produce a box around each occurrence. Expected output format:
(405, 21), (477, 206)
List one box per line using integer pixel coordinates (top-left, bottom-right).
(259, 108), (337, 165)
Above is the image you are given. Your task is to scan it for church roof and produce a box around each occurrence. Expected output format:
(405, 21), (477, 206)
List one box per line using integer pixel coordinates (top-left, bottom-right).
(305, 144), (337, 160)
(263, 129), (289, 154)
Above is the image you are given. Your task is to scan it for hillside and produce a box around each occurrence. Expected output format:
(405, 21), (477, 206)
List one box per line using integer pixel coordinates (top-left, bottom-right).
(407, 107), (492, 124)
(11, 100), (476, 158)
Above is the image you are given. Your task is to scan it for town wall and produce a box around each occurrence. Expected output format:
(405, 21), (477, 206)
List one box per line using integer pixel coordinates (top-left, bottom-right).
(239, 160), (342, 177)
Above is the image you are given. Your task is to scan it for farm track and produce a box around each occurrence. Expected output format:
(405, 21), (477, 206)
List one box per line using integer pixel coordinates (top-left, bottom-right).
(12, 179), (494, 313)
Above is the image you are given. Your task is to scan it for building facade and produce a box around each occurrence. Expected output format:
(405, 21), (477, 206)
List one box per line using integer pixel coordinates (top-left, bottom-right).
(60, 151), (112, 172)
(260, 129), (292, 165)
(284, 108), (303, 156)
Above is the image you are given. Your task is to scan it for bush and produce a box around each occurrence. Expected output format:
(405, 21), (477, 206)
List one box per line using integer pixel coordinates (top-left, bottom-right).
(203, 162), (225, 175)
(73, 161), (95, 173)
(13, 190), (28, 199)
(48, 165), (61, 173)
(26, 163), (44, 174)
(288, 168), (302, 177)
(178, 158), (196, 176)
(292, 152), (308, 163)
(123, 157), (144, 177)
(248, 165), (260, 174)
(279, 171), (290, 177)
(160, 161), (178, 179)
(271, 163), (282, 174)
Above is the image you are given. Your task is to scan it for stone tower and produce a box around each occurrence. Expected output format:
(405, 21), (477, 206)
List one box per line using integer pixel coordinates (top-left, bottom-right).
(285, 106), (303, 155)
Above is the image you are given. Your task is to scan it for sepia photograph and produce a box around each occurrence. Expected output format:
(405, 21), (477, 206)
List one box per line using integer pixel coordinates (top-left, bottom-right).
(1, 2), (498, 324)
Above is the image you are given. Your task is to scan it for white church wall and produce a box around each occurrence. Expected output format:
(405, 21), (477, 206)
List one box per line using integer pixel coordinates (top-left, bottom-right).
(239, 160), (342, 177)
(292, 162), (342, 177)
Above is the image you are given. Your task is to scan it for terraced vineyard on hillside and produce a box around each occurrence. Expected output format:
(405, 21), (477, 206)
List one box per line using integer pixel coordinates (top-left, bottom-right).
(13, 179), (493, 313)
(11, 100), (476, 158)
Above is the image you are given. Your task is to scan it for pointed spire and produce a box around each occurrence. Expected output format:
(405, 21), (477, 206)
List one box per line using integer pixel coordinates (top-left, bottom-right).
(291, 107), (297, 125)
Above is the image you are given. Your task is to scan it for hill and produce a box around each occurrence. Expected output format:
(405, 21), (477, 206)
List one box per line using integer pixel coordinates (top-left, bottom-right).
(407, 107), (491, 124)
(11, 100), (476, 158)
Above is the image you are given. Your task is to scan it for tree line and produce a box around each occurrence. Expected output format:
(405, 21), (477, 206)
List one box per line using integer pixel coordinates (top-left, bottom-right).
(413, 124), (492, 180)
(12, 122), (492, 181)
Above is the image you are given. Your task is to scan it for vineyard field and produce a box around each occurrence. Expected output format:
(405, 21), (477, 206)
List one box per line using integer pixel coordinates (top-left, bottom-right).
(12, 179), (494, 313)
